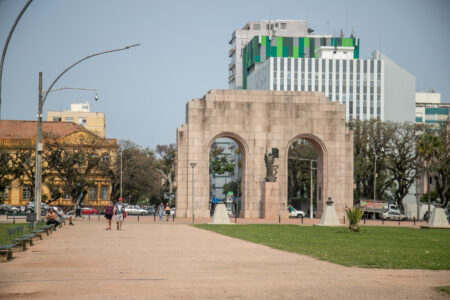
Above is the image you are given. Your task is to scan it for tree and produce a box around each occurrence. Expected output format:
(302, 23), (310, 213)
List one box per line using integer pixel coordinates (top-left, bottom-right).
(287, 139), (316, 208)
(384, 122), (418, 213)
(155, 144), (176, 198)
(417, 131), (445, 212)
(0, 148), (14, 202)
(349, 120), (393, 203)
(45, 132), (112, 209)
(106, 140), (161, 205)
(431, 124), (449, 208)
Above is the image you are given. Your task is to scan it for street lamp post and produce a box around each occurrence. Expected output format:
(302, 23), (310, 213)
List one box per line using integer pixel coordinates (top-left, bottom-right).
(120, 152), (123, 198)
(373, 151), (377, 220)
(190, 163), (196, 224)
(0, 0), (34, 120)
(33, 44), (140, 221)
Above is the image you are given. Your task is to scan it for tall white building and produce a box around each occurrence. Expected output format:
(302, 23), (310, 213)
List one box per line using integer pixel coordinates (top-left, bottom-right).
(231, 20), (416, 122)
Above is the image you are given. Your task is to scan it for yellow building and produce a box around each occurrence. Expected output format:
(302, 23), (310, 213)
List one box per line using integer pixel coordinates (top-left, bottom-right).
(0, 120), (116, 209)
(47, 102), (105, 137)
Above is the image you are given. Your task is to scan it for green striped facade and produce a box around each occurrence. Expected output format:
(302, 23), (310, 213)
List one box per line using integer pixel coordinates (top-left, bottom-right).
(243, 36), (360, 89)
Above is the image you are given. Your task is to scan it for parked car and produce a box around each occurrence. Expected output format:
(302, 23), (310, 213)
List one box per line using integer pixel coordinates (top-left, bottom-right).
(142, 205), (156, 215)
(25, 201), (50, 213)
(81, 207), (99, 215)
(125, 205), (147, 216)
(1, 204), (20, 214)
(381, 211), (407, 221)
(288, 208), (305, 218)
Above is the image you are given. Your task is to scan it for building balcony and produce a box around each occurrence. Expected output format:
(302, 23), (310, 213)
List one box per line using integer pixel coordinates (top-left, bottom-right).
(228, 46), (236, 57)
(228, 63), (235, 70)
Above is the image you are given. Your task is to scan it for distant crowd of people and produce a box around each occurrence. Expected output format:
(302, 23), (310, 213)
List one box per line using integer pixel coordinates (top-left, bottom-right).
(102, 198), (172, 230)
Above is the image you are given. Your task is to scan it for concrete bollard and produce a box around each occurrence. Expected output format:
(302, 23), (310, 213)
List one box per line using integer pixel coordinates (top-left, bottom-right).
(278, 215), (281, 224)
(138, 214), (140, 222)
(343, 216), (346, 224)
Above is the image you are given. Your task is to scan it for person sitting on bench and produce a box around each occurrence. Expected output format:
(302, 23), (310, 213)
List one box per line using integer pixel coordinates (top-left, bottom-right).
(45, 208), (58, 230)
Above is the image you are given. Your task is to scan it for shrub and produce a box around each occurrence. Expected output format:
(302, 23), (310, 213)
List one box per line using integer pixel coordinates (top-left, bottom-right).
(345, 207), (364, 232)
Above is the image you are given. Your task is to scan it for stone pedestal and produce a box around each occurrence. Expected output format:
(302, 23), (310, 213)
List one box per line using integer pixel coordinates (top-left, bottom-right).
(427, 207), (449, 228)
(211, 203), (230, 224)
(318, 199), (342, 226)
(263, 182), (279, 219)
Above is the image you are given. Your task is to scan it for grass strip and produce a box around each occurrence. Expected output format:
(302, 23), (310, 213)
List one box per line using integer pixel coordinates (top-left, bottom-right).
(194, 224), (450, 270)
(435, 286), (450, 295)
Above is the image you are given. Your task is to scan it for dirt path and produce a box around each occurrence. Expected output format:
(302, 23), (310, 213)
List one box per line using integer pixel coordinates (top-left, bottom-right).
(0, 220), (448, 299)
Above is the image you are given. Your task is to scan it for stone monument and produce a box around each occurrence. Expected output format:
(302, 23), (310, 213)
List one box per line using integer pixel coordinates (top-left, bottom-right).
(176, 90), (353, 219)
(318, 198), (342, 226)
(424, 204), (450, 228)
(211, 203), (231, 224)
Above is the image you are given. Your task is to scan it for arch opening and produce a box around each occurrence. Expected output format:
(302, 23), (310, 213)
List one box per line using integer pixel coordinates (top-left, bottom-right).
(286, 134), (327, 218)
(208, 133), (246, 218)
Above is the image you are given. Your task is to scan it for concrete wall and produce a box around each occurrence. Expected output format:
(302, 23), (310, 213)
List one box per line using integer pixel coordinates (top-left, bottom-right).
(176, 90), (353, 219)
(375, 51), (416, 122)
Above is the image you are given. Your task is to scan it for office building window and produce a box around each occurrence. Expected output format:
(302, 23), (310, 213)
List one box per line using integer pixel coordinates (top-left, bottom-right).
(89, 186), (98, 201)
(22, 185), (31, 200)
(253, 24), (260, 30)
(65, 117), (74, 122)
(78, 117), (87, 127)
(0, 187), (8, 201)
(53, 116), (61, 122)
(100, 186), (109, 200)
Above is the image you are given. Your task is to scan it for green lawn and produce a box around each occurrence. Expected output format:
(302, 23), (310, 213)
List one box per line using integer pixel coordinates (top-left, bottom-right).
(435, 286), (450, 295)
(0, 223), (28, 244)
(194, 224), (450, 270)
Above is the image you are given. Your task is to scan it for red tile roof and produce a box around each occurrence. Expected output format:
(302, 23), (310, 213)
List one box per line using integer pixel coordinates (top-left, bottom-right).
(0, 120), (81, 139)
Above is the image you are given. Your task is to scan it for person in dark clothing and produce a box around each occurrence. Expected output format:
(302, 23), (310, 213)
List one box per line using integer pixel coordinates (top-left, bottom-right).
(104, 201), (114, 230)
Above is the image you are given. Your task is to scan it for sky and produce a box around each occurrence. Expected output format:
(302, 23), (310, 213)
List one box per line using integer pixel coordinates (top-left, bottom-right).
(0, 0), (449, 149)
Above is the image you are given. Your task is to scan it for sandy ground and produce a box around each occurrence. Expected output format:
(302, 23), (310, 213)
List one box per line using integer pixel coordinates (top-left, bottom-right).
(0, 218), (449, 300)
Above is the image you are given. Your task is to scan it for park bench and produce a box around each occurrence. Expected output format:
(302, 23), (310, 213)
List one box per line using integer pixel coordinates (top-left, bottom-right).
(8, 226), (36, 251)
(28, 222), (45, 240)
(0, 243), (16, 262)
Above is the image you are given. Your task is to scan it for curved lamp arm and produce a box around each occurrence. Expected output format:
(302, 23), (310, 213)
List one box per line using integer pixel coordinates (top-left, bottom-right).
(42, 43), (140, 105)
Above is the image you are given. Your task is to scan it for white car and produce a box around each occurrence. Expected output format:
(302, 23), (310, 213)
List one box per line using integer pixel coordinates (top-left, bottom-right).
(288, 208), (305, 218)
(381, 211), (407, 221)
(125, 205), (147, 216)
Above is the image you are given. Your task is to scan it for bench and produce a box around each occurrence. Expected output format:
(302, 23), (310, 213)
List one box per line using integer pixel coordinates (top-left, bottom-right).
(28, 222), (45, 240)
(7, 226), (36, 252)
(0, 243), (16, 262)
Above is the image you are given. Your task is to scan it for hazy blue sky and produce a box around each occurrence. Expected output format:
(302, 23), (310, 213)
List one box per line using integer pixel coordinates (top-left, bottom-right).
(0, 0), (449, 148)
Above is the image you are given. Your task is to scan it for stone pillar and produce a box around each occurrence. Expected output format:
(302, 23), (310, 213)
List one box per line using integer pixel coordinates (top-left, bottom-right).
(263, 182), (280, 219)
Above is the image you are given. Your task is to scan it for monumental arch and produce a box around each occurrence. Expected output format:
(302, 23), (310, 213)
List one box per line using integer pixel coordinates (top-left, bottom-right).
(176, 90), (353, 219)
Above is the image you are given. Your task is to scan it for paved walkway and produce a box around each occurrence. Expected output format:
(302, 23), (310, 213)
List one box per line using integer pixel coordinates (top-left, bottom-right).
(0, 219), (448, 299)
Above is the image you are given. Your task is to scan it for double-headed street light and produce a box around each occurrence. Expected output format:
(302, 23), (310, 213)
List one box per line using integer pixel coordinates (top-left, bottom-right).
(34, 44), (140, 221)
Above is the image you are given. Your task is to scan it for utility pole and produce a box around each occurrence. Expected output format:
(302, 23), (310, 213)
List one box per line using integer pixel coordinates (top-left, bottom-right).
(310, 160), (313, 219)
(373, 151), (377, 220)
(120, 152), (123, 198)
(34, 72), (43, 221)
(190, 163), (196, 223)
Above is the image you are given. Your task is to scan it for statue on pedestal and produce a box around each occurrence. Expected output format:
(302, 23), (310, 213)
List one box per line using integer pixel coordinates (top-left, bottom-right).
(264, 149), (279, 182)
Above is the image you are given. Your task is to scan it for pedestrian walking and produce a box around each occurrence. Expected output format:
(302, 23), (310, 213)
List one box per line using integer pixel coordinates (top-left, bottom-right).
(165, 203), (170, 221)
(157, 202), (164, 221)
(113, 197), (126, 230)
(104, 201), (114, 230)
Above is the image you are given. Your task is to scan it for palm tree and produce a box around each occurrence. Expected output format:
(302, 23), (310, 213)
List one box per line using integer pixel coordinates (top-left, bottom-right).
(417, 133), (443, 216)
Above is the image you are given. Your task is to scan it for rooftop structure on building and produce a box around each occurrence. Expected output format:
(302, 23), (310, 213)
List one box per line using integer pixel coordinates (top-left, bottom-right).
(230, 20), (416, 122)
(229, 20), (310, 89)
(47, 101), (105, 137)
(415, 90), (449, 124)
